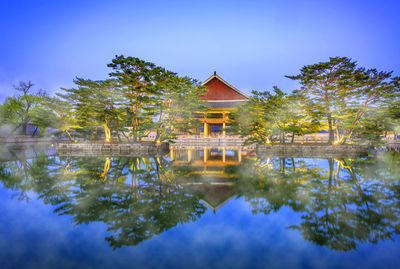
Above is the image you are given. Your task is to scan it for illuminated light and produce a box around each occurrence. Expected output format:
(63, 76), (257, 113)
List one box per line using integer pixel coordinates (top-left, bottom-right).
(64, 162), (70, 174)
(100, 157), (111, 181)
(104, 124), (111, 142)
(333, 140), (341, 146)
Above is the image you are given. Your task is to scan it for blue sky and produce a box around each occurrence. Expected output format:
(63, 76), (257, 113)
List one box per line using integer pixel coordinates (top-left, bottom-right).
(1, 0), (399, 100)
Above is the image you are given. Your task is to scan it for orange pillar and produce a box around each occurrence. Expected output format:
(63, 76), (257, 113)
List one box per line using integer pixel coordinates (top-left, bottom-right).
(204, 122), (208, 136)
(188, 148), (192, 162)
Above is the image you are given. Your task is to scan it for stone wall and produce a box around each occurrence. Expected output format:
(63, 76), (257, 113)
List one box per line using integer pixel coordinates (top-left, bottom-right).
(173, 136), (254, 149)
(56, 140), (371, 158)
(56, 142), (169, 157)
(0, 137), (69, 144)
(256, 144), (369, 158)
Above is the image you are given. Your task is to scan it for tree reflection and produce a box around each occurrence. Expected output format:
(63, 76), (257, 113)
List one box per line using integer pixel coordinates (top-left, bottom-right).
(234, 154), (400, 251)
(0, 148), (399, 251)
(0, 153), (206, 249)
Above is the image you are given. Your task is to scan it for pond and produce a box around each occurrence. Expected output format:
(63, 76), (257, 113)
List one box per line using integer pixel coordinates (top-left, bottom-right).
(0, 144), (399, 269)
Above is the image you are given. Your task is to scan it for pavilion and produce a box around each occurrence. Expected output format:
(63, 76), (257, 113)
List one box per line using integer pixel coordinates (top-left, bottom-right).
(197, 72), (249, 136)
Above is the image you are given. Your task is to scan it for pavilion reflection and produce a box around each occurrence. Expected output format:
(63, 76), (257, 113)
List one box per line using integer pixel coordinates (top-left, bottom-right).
(169, 146), (254, 176)
(169, 146), (255, 212)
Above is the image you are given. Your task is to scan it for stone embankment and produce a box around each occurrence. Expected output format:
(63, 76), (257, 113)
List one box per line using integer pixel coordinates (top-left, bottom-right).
(172, 136), (255, 149)
(56, 139), (371, 158)
(56, 142), (169, 157)
(0, 137), (69, 144)
(256, 144), (369, 158)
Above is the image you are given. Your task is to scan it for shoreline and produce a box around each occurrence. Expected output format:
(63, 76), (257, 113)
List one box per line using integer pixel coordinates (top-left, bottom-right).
(56, 141), (170, 155)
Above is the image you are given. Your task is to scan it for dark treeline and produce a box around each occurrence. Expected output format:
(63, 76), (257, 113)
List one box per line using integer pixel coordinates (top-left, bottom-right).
(0, 56), (399, 144)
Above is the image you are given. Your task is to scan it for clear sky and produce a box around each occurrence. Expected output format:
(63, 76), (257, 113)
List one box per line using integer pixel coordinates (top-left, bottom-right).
(1, 0), (399, 100)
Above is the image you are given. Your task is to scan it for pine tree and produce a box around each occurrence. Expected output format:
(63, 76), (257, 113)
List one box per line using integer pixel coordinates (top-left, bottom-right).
(286, 57), (358, 144)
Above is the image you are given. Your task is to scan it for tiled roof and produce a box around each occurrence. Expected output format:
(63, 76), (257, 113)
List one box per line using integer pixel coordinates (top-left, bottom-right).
(201, 72), (249, 99)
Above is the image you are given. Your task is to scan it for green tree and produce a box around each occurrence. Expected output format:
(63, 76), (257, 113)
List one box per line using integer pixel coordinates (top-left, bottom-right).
(107, 55), (167, 141)
(382, 78), (400, 139)
(0, 81), (49, 136)
(42, 96), (79, 141)
(230, 87), (286, 144)
(58, 78), (123, 141)
(287, 57), (399, 144)
(334, 69), (398, 144)
(286, 57), (359, 144)
(56, 56), (208, 143)
(230, 87), (318, 144)
(284, 94), (321, 143)
(108, 55), (208, 143)
(151, 75), (208, 142)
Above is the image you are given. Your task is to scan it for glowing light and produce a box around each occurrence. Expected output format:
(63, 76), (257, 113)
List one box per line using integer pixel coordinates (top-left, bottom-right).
(333, 140), (341, 145)
(104, 123), (111, 142)
(100, 157), (111, 181)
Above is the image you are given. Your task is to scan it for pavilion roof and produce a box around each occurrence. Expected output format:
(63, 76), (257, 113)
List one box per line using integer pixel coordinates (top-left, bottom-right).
(201, 72), (250, 101)
(184, 182), (237, 212)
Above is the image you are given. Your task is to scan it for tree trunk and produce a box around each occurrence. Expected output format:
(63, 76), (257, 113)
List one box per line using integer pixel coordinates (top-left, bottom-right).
(31, 127), (38, 137)
(328, 116), (334, 145)
(122, 132), (131, 143)
(22, 124), (28, 136)
(103, 124), (111, 142)
(326, 158), (334, 219)
(64, 130), (75, 142)
(291, 132), (295, 143)
(328, 158), (334, 181)
(154, 129), (161, 144)
(281, 158), (286, 173)
(291, 157), (295, 171)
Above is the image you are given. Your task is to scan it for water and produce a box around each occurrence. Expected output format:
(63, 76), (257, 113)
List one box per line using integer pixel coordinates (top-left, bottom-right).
(0, 144), (399, 269)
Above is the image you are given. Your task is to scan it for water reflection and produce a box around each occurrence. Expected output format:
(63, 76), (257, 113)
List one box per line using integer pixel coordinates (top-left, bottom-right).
(233, 154), (400, 251)
(0, 145), (399, 251)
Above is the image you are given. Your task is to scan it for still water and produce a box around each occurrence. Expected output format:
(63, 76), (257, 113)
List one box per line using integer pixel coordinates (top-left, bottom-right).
(0, 144), (399, 269)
